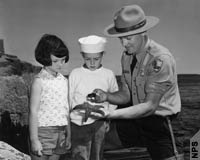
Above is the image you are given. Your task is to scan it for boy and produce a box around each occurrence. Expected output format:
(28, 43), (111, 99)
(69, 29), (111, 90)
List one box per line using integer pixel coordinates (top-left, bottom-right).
(69, 35), (118, 160)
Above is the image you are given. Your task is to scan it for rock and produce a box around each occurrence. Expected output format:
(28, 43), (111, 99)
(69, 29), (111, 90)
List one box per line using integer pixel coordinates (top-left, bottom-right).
(0, 76), (28, 117)
(0, 141), (30, 160)
(0, 54), (41, 76)
(0, 54), (40, 155)
(0, 75), (30, 154)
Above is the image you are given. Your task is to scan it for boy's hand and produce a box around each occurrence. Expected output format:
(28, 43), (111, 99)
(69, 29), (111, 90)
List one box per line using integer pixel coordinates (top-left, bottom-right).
(105, 121), (110, 132)
(92, 89), (108, 103)
(31, 139), (43, 156)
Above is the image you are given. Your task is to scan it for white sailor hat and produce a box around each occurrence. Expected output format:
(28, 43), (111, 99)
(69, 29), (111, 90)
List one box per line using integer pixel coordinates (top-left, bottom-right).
(78, 35), (107, 53)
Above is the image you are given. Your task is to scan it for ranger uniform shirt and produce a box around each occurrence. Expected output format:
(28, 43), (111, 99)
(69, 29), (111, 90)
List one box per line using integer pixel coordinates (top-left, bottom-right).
(121, 40), (181, 116)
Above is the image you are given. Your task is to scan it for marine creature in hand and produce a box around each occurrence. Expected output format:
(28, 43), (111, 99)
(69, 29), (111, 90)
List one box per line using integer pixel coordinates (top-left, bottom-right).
(73, 102), (105, 122)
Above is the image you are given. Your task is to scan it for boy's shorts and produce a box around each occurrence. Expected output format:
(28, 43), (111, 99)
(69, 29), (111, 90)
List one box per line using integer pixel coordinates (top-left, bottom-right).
(37, 126), (68, 155)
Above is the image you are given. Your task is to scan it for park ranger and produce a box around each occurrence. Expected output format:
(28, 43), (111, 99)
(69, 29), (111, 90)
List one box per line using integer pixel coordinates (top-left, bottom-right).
(91, 4), (184, 160)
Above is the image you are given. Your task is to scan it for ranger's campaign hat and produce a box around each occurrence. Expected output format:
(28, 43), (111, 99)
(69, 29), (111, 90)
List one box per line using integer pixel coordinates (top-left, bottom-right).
(104, 5), (159, 37)
(78, 35), (107, 53)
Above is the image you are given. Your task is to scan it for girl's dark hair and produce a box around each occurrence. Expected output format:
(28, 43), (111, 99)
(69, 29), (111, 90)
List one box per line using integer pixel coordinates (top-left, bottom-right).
(35, 34), (69, 66)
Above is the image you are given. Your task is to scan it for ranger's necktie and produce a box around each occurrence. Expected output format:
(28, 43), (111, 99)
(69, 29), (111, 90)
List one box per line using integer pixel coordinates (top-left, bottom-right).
(130, 55), (137, 74)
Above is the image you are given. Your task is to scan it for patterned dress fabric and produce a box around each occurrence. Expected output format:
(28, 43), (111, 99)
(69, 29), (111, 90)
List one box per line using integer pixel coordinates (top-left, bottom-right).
(37, 69), (69, 127)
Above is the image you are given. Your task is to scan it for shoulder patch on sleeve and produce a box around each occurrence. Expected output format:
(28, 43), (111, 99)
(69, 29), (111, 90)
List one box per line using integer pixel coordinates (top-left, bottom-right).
(151, 58), (163, 73)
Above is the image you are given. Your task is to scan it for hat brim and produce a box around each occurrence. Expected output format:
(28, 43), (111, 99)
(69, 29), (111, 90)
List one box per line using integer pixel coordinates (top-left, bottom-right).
(104, 16), (159, 37)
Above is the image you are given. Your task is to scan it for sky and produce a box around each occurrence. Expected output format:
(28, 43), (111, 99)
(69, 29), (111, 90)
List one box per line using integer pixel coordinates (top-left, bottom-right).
(0, 0), (200, 75)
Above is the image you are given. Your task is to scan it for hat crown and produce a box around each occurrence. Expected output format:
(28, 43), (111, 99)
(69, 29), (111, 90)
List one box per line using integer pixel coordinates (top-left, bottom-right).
(79, 35), (106, 44)
(78, 35), (106, 54)
(114, 5), (146, 29)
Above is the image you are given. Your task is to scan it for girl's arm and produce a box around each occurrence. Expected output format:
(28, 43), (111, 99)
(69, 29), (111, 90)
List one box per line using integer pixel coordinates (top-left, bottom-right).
(29, 77), (43, 156)
(65, 113), (71, 149)
(66, 77), (72, 149)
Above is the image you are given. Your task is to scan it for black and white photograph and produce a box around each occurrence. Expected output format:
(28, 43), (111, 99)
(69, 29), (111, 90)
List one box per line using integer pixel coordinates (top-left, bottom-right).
(0, 0), (200, 160)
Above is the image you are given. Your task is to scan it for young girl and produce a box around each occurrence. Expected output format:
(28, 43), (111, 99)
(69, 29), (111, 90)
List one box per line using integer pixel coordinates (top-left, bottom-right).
(69, 35), (118, 160)
(29, 34), (71, 160)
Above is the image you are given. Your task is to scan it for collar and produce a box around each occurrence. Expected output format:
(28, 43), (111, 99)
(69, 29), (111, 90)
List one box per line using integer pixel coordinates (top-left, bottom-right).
(81, 65), (103, 73)
(42, 68), (61, 79)
(136, 38), (151, 62)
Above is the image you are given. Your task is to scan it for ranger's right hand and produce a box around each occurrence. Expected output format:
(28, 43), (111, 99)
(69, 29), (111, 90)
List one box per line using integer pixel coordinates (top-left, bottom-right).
(91, 89), (108, 103)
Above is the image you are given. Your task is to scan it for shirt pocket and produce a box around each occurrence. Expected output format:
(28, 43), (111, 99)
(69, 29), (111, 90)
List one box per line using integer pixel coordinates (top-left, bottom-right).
(136, 76), (146, 102)
(122, 71), (132, 90)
